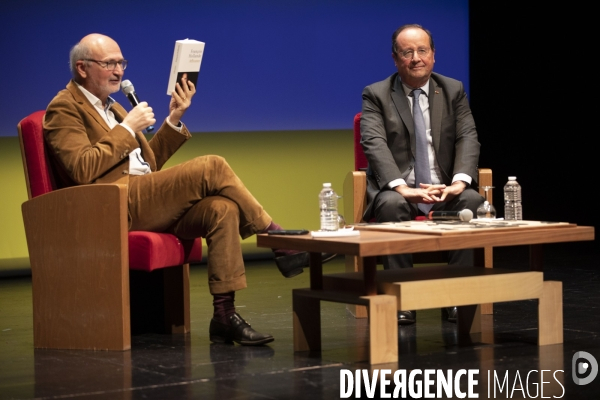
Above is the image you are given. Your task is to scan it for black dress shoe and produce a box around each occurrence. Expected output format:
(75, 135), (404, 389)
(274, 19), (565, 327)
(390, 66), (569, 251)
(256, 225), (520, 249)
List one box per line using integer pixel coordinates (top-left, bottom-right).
(398, 310), (416, 325)
(209, 313), (274, 346)
(442, 307), (457, 323)
(275, 252), (337, 278)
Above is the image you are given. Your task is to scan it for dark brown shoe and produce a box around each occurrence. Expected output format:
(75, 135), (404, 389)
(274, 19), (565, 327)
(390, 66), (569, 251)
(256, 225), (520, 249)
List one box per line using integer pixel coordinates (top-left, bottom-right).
(209, 313), (274, 346)
(398, 310), (416, 325)
(443, 307), (458, 323)
(274, 252), (337, 277)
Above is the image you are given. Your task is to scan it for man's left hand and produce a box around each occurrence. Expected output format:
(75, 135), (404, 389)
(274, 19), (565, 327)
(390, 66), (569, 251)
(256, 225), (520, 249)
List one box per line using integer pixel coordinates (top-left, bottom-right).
(168, 77), (196, 126)
(440, 181), (467, 202)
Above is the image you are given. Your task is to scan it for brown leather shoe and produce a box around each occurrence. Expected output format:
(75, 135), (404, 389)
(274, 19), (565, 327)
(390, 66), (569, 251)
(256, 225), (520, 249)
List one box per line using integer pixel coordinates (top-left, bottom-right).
(209, 313), (274, 346)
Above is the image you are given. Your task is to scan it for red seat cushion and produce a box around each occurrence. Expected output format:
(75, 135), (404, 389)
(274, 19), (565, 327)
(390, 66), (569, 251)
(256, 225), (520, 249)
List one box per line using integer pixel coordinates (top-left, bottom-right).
(129, 232), (203, 272)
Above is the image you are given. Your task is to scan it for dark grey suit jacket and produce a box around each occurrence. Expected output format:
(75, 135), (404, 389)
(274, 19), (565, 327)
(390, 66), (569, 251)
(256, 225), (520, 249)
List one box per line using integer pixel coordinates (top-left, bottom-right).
(360, 72), (480, 220)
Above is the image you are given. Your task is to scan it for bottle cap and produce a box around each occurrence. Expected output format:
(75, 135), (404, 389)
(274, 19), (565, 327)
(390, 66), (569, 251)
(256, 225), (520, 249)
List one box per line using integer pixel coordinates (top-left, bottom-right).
(323, 183), (331, 187)
(508, 176), (517, 180)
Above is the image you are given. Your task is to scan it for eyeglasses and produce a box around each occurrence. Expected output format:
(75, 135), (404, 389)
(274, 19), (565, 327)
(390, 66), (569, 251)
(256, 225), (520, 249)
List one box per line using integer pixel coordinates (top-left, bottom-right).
(84, 59), (128, 71)
(398, 48), (431, 60)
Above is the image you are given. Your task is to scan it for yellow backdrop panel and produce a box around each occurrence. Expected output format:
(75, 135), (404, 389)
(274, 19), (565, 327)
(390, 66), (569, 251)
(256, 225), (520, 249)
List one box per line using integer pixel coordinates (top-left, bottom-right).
(0, 129), (353, 274)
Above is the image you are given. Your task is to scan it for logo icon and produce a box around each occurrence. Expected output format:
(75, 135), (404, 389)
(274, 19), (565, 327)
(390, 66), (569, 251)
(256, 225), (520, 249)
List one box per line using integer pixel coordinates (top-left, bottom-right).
(572, 351), (598, 385)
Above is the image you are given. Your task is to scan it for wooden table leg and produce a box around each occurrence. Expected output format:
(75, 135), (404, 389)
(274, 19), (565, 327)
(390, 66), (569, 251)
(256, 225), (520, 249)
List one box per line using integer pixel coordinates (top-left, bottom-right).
(362, 256), (378, 296)
(530, 244), (544, 272)
(457, 304), (481, 335)
(292, 289), (321, 352)
(309, 252), (323, 290)
(538, 281), (563, 346)
(346, 256), (377, 319)
(346, 255), (368, 319)
(361, 294), (397, 364)
(475, 247), (494, 315)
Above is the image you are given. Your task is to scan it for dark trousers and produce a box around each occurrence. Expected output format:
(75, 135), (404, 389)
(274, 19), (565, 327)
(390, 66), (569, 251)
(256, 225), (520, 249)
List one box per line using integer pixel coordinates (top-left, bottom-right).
(371, 188), (484, 269)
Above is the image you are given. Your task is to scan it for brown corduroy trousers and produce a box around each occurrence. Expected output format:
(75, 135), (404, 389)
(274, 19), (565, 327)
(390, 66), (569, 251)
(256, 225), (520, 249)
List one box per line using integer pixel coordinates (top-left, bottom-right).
(128, 155), (272, 294)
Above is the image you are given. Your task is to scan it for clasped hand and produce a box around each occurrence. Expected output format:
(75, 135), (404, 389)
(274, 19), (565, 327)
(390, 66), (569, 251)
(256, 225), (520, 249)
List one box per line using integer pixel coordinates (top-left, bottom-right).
(396, 181), (467, 204)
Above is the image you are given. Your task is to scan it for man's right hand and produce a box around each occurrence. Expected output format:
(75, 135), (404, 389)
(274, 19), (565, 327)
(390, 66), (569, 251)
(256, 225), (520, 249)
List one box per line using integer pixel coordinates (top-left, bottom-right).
(394, 183), (446, 204)
(122, 102), (156, 133)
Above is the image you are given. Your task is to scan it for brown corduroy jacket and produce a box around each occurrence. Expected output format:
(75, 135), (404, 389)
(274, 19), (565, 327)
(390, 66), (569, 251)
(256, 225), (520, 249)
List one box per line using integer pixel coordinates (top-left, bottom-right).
(44, 80), (191, 190)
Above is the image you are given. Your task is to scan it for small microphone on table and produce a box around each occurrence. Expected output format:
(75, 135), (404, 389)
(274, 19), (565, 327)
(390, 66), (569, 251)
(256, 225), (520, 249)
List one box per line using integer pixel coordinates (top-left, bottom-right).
(428, 209), (473, 222)
(120, 79), (154, 133)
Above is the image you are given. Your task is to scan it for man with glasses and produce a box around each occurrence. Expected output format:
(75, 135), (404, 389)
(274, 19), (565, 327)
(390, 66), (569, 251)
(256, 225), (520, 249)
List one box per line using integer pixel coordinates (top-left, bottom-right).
(43, 33), (325, 346)
(360, 25), (483, 325)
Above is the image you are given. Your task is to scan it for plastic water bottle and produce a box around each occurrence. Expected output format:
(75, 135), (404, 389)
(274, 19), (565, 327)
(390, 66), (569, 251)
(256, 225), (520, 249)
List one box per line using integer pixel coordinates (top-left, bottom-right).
(319, 183), (339, 231)
(504, 176), (523, 220)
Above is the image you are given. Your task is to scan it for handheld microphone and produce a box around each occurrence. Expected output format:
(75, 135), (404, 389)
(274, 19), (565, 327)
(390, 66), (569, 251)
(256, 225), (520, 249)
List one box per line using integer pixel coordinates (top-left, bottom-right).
(120, 79), (154, 133)
(428, 209), (473, 222)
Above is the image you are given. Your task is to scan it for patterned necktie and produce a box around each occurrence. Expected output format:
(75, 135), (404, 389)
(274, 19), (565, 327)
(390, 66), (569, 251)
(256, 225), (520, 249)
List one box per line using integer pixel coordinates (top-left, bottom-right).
(412, 89), (433, 214)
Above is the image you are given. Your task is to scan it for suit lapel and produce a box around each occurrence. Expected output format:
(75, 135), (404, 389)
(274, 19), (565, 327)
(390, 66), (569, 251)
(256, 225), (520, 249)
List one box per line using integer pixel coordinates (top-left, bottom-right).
(66, 81), (111, 133)
(68, 81), (159, 171)
(429, 77), (443, 152)
(390, 75), (416, 157)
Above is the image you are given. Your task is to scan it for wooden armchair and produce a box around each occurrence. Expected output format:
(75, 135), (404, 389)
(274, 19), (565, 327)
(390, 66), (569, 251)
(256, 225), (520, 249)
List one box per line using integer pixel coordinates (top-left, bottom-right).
(343, 112), (494, 316)
(18, 111), (203, 350)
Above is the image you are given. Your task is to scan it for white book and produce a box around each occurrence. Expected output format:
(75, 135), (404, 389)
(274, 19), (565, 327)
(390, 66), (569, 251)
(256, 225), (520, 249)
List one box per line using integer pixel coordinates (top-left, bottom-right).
(166, 39), (205, 95)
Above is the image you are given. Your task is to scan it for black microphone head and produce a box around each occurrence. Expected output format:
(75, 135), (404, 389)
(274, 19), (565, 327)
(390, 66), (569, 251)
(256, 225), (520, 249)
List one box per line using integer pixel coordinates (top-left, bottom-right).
(120, 79), (134, 96)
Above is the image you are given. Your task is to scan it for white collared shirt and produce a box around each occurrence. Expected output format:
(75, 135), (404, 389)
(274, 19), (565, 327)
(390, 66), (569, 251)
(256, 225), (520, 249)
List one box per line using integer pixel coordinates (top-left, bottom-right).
(387, 78), (471, 189)
(76, 83), (151, 175)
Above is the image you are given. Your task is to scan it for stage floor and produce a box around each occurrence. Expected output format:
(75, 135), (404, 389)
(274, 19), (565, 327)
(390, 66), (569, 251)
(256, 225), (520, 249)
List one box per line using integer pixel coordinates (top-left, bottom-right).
(1, 242), (599, 399)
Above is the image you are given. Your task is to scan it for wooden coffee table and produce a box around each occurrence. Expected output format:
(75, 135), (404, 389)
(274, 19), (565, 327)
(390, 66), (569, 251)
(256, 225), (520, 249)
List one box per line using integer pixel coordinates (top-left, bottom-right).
(257, 223), (594, 364)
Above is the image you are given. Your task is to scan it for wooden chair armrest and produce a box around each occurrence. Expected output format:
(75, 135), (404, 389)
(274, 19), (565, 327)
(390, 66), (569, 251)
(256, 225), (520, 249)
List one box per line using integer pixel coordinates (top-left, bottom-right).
(22, 183), (131, 350)
(477, 168), (493, 204)
(22, 184), (129, 245)
(343, 171), (367, 224)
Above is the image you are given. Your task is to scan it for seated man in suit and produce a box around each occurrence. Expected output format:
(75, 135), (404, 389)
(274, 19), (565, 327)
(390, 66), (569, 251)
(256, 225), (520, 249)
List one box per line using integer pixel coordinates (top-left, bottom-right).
(43, 33), (328, 346)
(360, 24), (484, 325)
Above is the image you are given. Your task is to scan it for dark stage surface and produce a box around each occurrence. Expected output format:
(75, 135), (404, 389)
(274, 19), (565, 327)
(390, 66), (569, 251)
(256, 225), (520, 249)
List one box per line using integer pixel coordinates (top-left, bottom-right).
(1, 242), (599, 399)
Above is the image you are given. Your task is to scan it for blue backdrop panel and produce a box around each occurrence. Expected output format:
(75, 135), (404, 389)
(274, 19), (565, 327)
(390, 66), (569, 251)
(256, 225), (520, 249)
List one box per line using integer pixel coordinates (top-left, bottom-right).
(0, 0), (468, 136)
